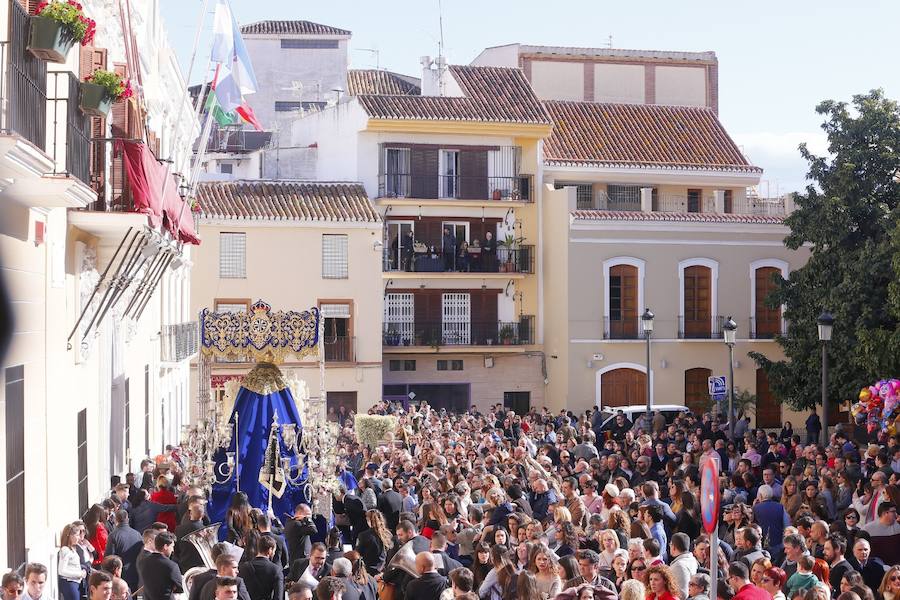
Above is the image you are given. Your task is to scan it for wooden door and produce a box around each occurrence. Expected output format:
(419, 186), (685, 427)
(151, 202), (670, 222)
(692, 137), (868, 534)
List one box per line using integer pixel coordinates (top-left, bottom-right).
(459, 150), (488, 199)
(755, 267), (782, 338)
(683, 266), (711, 337)
(600, 368), (647, 409)
(755, 368), (780, 428)
(609, 264), (638, 338)
(685, 367), (712, 416)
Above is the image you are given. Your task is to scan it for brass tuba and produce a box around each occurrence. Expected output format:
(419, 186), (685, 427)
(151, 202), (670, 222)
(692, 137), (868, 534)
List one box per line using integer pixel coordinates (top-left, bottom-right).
(182, 523), (222, 569)
(385, 541), (420, 579)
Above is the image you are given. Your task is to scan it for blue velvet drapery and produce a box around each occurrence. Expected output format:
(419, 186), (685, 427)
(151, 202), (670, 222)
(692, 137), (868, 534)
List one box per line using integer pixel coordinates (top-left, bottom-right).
(208, 384), (307, 528)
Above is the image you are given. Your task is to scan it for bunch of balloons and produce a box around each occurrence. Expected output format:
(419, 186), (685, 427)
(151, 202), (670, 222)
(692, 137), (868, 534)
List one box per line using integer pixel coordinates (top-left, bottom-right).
(852, 379), (900, 434)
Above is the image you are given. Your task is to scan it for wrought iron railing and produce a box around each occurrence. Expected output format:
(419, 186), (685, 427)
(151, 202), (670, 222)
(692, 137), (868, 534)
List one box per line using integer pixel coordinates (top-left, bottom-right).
(678, 315), (725, 340)
(750, 316), (783, 339)
(47, 71), (90, 185)
(378, 173), (534, 202)
(383, 244), (534, 274)
(161, 321), (199, 362)
(324, 335), (355, 362)
(383, 316), (535, 347)
(0, 0), (47, 149)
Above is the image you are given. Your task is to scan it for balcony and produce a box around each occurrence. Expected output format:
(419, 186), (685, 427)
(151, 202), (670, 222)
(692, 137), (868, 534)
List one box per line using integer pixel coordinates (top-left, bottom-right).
(383, 316), (535, 348)
(378, 174), (534, 203)
(324, 335), (355, 362)
(603, 317), (648, 340)
(161, 321), (199, 362)
(0, 0), (46, 150)
(47, 71), (90, 186)
(749, 316), (784, 339)
(576, 184), (789, 217)
(678, 315), (725, 340)
(383, 245), (534, 274)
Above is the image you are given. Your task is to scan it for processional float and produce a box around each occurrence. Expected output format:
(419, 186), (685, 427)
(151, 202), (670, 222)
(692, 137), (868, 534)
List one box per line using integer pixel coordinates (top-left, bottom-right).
(180, 300), (343, 544)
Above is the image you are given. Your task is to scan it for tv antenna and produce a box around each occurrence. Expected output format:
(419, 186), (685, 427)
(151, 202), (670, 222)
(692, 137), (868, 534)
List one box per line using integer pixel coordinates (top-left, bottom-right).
(438, 0), (446, 58)
(607, 35), (613, 48)
(355, 47), (380, 70)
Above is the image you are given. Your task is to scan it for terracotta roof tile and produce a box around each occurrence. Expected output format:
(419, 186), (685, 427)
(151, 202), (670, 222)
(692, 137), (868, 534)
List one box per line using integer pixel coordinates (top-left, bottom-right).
(347, 70), (420, 96)
(357, 65), (550, 125)
(545, 101), (760, 172)
(571, 210), (783, 224)
(240, 21), (350, 36)
(197, 181), (380, 223)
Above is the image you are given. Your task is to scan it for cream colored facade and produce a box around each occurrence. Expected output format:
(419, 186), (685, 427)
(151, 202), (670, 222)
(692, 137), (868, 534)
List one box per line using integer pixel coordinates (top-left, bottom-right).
(189, 215), (384, 416)
(542, 184), (811, 426)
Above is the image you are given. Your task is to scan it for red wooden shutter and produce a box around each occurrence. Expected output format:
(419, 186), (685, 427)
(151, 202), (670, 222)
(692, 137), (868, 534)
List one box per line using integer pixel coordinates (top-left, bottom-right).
(609, 264), (638, 338)
(685, 368), (712, 416)
(109, 63), (131, 209)
(755, 267), (781, 337)
(81, 47), (107, 200)
(17, 0), (40, 14)
(684, 266), (711, 337)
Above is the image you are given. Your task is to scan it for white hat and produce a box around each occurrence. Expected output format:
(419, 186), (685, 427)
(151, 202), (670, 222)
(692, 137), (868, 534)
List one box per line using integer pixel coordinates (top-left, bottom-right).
(604, 483), (620, 498)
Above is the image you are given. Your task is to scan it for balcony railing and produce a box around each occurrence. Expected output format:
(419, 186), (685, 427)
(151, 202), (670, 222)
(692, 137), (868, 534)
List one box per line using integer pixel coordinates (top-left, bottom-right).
(383, 245), (534, 274)
(0, 0), (48, 149)
(47, 71), (90, 185)
(324, 335), (355, 362)
(161, 321), (199, 362)
(749, 316), (783, 339)
(678, 315), (725, 340)
(383, 316), (535, 347)
(597, 190), (642, 212)
(603, 317), (648, 340)
(378, 174), (534, 202)
(654, 194), (717, 214)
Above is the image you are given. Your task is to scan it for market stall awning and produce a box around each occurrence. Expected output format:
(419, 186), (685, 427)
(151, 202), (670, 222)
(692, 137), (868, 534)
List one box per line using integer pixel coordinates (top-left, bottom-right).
(117, 139), (200, 245)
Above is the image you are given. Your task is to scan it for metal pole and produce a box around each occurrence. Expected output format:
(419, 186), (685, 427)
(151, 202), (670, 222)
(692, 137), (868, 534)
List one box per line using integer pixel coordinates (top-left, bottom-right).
(710, 528), (719, 594)
(728, 343), (735, 441)
(645, 330), (652, 414)
(821, 342), (828, 447)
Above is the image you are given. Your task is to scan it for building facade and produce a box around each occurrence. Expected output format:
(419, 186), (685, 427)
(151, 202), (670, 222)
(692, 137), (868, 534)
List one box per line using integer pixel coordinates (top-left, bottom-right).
(190, 181), (383, 416)
(288, 62), (553, 413)
(0, 0), (197, 572)
(539, 101), (811, 425)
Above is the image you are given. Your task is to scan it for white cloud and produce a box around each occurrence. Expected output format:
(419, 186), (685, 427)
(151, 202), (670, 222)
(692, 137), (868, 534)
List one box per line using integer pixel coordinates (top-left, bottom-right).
(731, 131), (829, 194)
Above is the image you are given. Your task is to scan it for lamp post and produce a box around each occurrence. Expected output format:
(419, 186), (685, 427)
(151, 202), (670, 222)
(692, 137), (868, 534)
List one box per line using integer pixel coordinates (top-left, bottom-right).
(723, 316), (737, 440)
(817, 310), (834, 447)
(642, 308), (654, 415)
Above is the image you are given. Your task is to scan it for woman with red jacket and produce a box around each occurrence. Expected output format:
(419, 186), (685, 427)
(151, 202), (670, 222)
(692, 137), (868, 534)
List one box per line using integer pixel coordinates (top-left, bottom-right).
(149, 476), (178, 530)
(83, 504), (109, 566)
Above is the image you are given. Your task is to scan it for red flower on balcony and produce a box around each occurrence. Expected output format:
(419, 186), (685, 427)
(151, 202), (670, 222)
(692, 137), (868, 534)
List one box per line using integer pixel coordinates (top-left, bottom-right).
(85, 69), (133, 101)
(34, 0), (96, 46)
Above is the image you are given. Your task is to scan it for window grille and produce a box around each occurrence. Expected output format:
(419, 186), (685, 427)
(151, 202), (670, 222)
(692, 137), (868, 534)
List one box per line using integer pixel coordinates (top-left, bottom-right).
(321, 303), (351, 318)
(219, 163), (233, 174)
(219, 233), (246, 279)
(322, 234), (348, 279)
(215, 302), (248, 313)
(275, 101), (327, 112)
(555, 182), (594, 209)
(280, 39), (339, 49)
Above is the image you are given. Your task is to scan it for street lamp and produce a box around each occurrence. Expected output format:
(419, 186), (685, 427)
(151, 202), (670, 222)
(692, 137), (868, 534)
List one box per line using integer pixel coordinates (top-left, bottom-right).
(723, 316), (738, 440)
(817, 310), (834, 447)
(642, 308), (654, 415)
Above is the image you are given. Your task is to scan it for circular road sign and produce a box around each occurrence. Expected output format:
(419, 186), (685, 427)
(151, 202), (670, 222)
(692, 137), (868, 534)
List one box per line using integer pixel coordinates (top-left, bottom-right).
(700, 456), (720, 534)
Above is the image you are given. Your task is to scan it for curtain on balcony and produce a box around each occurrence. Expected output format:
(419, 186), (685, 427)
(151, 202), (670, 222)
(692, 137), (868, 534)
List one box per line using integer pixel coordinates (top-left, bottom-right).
(117, 140), (200, 245)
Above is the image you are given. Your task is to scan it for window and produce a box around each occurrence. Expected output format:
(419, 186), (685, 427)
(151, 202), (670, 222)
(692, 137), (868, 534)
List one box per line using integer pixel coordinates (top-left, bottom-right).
(219, 163), (233, 174)
(608, 264), (638, 338)
(322, 234), (348, 278)
(752, 262), (786, 338)
(5, 365), (25, 568)
(219, 232), (246, 278)
(389, 360), (416, 372)
(321, 302), (352, 362)
(724, 190), (733, 213)
(437, 360), (463, 371)
(439, 149), (460, 198)
(384, 148), (410, 197)
(280, 39), (340, 49)
(504, 391), (531, 416)
(384, 293), (414, 345)
(275, 101), (327, 112)
(214, 299), (250, 313)
(554, 182), (593, 209)
(606, 184), (642, 210)
(687, 189), (701, 213)
(682, 265), (712, 338)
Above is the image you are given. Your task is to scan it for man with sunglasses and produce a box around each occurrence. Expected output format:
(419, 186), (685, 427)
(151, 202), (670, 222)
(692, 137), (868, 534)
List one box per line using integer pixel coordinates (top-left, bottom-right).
(862, 501), (900, 565)
(1, 574), (23, 600)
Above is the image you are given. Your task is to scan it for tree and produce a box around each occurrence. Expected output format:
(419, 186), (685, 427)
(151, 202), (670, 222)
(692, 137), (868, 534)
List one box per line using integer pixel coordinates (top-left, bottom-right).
(751, 90), (900, 411)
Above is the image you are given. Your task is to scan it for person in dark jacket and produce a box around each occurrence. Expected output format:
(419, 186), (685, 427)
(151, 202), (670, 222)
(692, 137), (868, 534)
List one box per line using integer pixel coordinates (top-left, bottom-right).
(288, 543), (332, 587)
(256, 514), (288, 574)
(382, 522), (430, 600)
(806, 413), (822, 445)
(441, 228), (457, 271)
(138, 532), (182, 600)
(105, 510), (143, 592)
(237, 536), (283, 600)
(376, 480), (403, 531)
(129, 490), (177, 534)
(283, 505), (316, 566)
(173, 500), (207, 574)
(334, 487), (367, 544)
(196, 555), (251, 600)
(404, 552), (449, 599)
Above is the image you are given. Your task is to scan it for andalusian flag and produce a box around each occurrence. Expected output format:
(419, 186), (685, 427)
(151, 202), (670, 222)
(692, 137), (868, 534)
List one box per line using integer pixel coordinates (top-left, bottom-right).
(204, 91), (241, 127)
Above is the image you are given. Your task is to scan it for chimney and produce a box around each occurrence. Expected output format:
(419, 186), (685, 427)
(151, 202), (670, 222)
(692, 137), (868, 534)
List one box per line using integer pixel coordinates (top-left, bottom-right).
(420, 55), (440, 96)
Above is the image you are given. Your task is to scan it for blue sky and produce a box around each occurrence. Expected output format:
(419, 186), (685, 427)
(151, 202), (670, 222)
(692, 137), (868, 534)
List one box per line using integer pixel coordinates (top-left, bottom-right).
(160, 0), (900, 194)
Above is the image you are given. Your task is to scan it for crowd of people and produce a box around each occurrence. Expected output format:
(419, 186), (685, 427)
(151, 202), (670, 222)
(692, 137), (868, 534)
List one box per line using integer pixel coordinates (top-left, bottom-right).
(6, 401), (900, 600)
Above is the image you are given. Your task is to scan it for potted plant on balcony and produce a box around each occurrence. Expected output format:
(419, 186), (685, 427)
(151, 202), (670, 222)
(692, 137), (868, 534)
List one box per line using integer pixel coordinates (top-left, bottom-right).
(28, 1), (96, 63)
(498, 233), (524, 273)
(492, 188), (502, 201)
(80, 69), (132, 117)
(499, 324), (515, 345)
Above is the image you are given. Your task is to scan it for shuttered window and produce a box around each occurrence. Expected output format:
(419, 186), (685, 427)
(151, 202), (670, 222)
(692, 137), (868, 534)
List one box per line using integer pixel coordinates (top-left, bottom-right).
(5, 365), (25, 569)
(280, 39), (339, 49)
(322, 234), (348, 279)
(219, 232), (246, 278)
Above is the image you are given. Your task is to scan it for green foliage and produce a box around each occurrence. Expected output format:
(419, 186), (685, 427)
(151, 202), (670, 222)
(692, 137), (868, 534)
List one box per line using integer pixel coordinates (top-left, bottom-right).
(35, 1), (95, 44)
(751, 90), (900, 410)
(701, 387), (757, 417)
(85, 69), (132, 101)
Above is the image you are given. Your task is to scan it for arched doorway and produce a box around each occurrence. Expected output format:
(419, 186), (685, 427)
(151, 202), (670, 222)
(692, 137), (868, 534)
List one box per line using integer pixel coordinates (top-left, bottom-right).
(685, 367), (712, 416)
(600, 367), (648, 409)
(756, 368), (780, 428)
